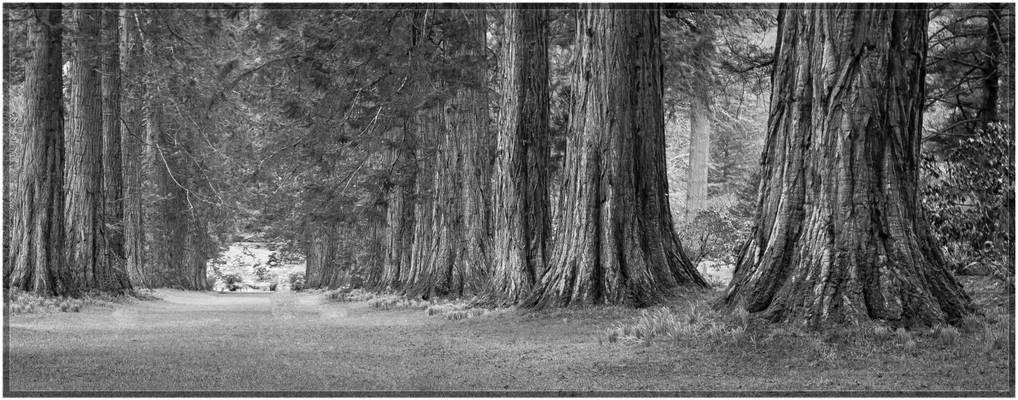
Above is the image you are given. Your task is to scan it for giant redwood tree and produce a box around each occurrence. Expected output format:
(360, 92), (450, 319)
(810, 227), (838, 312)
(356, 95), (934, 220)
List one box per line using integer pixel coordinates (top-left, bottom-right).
(720, 5), (973, 328)
(65, 7), (130, 293)
(490, 7), (551, 305)
(120, 8), (147, 286)
(525, 6), (708, 309)
(6, 6), (71, 295)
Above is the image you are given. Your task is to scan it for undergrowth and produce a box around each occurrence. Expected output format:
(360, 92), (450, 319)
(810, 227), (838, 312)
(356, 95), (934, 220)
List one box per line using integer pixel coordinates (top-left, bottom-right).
(600, 297), (1013, 365)
(325, 287), (497, 320)
(6, 288), (156, 315)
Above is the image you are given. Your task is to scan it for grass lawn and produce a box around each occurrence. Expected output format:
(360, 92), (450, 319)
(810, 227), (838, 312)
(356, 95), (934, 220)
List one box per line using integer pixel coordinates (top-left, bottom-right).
(4, 277), (1013, 395)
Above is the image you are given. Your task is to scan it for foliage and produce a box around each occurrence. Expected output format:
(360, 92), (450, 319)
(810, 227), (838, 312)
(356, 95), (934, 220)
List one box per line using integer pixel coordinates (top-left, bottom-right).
(677, 196), (751, 265)
(252, 263), (271, 282)
(922, 122), (1014, 281)
(288, 272), (305, 291)
(222, 273), (244, 291)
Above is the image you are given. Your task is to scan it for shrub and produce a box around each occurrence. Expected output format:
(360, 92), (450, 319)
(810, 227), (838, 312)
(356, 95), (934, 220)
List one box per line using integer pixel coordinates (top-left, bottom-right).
(269, 282), (278, 291)
(289, 272), (306, 291)
(934, 324), (961, 346)
(222, 273), (243, 291)
(677, 201), (750, 265)
(253, 264), (271, 282)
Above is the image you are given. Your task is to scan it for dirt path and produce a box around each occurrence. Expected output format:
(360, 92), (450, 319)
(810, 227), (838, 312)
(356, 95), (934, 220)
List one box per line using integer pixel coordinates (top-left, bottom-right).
(6, 289), (1011, 394)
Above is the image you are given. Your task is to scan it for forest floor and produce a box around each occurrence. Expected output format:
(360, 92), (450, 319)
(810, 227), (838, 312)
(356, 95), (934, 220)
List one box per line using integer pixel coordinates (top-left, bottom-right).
(5, 277), (1013, 395)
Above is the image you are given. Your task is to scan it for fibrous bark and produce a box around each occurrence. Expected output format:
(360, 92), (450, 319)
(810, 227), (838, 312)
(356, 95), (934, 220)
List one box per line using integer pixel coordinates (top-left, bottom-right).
(685, 90), (711, 220)
(6, 6), (71, 295)
(382, 122), (415, 290)
(490, 7), (551, 305)
(120, 8), (147, 286)
(65, 7), (130, 293)
(721, 5), (973, 328)
(403, 10), (491, 299)
(524, 7), (708, 309)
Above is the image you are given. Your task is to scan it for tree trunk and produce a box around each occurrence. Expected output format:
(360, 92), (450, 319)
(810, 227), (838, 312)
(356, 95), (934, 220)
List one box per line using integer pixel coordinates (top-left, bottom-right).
(65, 8), (129, 293)
(720, 5), (973, 328)
(981, 3), (1002, 124)
(6, 6), (72, 295)
(524, 7), (708, 309)
(382, 122), (415, 290)
(453, 11), (493, 295)
(490, 7), (551, 305)
(304, 229), (337, 289)
(685, 92), (711, 220)
(99, 6), (131, 291)
(120, 8), (147, 287)
(403, 11), (489, 299)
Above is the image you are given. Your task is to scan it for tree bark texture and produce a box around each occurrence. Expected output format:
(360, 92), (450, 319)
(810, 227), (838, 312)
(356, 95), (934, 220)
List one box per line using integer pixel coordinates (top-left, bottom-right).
(490, 7), (551, 305)
(120, 8), (147, 286)
(685, 91), (711, 220)
(100, 6), (131, 291)
(6, 7), (72, 295)
(381, 122), (416, 290)
(981, 3), (1002, 124)
(452, 11), (494, 295)
(721, 5), (973, 328)
(524, 7), (708, 309)
(65, 8), (130, 293)
(403, 10), (490, 299)
(305, 229), (337, 289)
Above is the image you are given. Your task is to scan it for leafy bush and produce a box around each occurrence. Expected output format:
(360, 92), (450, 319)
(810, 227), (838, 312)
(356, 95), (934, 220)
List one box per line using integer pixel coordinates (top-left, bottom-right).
(922, 122), (1014, 282)
(289, 272), (306, 291)
(253, 263), (271, 281)
(677, 201), (749, 265)
(222, 273), (243, 291)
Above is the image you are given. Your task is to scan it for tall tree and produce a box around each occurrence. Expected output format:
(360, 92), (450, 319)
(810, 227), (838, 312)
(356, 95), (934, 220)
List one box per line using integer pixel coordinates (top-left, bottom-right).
(100, 6), (128, 288)
(721, 5), (972, 327)
(120, 8), (146, 286)
(65, 7), (129, 293)
(381, 122), (416, 290)
(490, 7), (551, 305)
(525, 7), (708, 309)
(684, 30), (714, 220)
(6, 6), (71, 295)
(404, 10), (491, 298)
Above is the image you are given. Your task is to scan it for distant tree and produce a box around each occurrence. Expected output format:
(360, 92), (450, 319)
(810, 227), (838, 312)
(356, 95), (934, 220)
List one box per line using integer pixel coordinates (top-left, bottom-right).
(525, 6), (708, 309)
(721, 5), (972, 327)
(6, 6), (71, 295)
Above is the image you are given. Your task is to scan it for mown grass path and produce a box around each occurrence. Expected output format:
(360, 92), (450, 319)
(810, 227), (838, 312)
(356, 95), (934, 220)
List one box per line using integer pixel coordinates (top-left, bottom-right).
(5, 289), (1012, 395)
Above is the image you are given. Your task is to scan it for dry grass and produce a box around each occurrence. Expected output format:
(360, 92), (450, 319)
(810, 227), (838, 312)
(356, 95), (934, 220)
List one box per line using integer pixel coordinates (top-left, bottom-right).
(601, 299), (748, 346)
(4, 288), (157, 315)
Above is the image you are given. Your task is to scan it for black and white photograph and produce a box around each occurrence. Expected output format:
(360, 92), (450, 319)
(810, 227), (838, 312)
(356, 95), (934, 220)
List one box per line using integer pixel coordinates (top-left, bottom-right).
(1, 2), (1014, 396)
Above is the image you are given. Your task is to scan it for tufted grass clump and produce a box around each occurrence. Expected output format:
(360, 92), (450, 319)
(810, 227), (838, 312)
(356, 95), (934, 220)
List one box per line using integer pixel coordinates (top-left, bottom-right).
(602, 301), (747, 346)
(7, 289), (86, 315)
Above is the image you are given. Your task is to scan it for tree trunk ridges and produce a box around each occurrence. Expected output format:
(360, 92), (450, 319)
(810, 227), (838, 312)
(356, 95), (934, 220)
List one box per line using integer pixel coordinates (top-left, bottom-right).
(721, 5), (973, 328)
(685, 92), (711, 220)
(453, 10), (493, 296)
(6, 7), (72, 295)
(489, 8), (551, 306)
(99, 6), (132, 292)
(982, 3), (1002, 124)
(120, 8), (147, 287)
(65, 8), (130, 293)
(524, 7), (707, 310)
(304, 228), (338, 289)
(382, 122), (416, 291)
(183, 216), (211, 290)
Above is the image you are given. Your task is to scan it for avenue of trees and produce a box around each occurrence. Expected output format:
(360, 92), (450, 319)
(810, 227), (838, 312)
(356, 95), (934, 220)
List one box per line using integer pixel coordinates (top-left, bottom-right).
(4, 4), (1013, 329)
